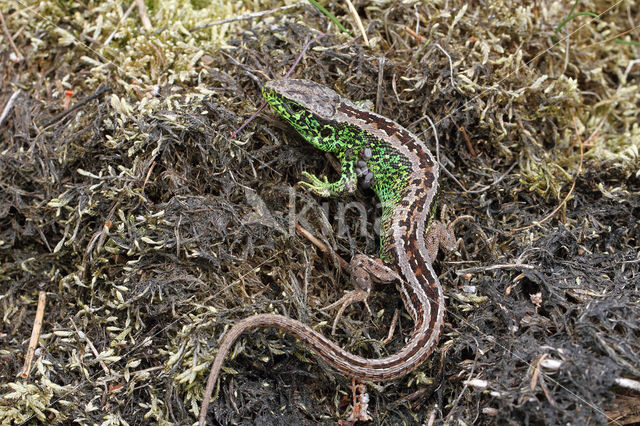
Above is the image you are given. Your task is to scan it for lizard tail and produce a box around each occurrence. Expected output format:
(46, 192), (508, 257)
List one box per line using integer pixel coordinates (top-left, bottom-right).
(198, 310), (442, 425)
(198, 313), (334, 426)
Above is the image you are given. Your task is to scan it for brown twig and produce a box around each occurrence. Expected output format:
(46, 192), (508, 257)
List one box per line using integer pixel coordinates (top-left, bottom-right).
(458, 125), (477, 157)
(382, 309), (399, 344)
(404, 26), (426, 43)
(604, 24), (640, 43)
(0, 9), (24, 61)
(103, 1), (137, 46)
(345, 0), (369, 47)
(20, 290), (46, 378)
(530, 353), (546, 391)
(295, 224), (350, 271)
(0, 89), (22, 127)
(135, 0), (152, 30)
(142, 161), (156, 190)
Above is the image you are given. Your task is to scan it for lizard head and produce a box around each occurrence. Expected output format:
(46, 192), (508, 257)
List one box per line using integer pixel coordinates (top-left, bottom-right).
(263, 79), (343, 152)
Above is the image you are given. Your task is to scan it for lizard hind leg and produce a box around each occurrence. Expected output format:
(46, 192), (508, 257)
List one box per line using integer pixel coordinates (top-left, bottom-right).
(322, 254), (400, 335)
(425, 215), (475, 261)
(424, 221), (457, 261)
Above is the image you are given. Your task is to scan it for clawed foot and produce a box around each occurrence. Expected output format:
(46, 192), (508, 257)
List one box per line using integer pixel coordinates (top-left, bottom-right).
(298, 169), (357, 198)
(425, 213), (475, 260)
(322, 254), (400, 335)
(322, 288), (371, 335)
(299, 171), (333, 198)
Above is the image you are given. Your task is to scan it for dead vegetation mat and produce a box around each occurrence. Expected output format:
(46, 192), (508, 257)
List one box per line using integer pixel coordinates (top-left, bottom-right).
(1, 0), (639, 424)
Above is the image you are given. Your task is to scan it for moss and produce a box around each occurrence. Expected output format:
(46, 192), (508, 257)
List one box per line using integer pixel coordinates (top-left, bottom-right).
(1, 0), (638, 424)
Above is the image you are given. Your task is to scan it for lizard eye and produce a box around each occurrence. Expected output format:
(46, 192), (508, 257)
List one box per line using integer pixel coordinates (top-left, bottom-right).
(287, 102), (304, 116)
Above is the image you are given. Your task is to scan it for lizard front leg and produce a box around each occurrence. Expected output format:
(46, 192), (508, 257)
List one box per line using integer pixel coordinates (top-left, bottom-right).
(299, 149), (359, 197)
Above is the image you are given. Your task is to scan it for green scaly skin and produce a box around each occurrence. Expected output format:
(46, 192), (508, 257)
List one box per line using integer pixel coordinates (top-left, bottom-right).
(262, 83), (412, 260)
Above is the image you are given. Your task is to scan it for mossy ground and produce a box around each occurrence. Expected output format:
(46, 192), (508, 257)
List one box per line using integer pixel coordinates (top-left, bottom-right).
(1, 0), (638, 424)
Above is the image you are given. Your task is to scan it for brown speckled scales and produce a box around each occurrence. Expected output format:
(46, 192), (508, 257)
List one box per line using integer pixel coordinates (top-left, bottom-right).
(199, 79), (452, 425)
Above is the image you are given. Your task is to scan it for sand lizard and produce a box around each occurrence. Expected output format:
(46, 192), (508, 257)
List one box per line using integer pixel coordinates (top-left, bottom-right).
(198, 79), (458, 424)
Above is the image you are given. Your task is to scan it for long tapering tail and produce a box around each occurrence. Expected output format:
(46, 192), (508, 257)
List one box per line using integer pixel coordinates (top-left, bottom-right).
(197, 307), (443, 425)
